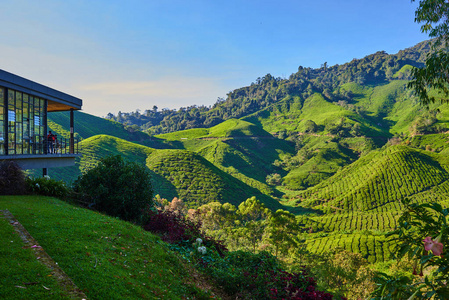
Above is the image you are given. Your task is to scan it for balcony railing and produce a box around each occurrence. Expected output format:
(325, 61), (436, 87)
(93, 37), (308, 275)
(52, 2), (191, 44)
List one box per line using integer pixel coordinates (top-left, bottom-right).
(44, 137), (80, 155)
(1, 136), (81, 156)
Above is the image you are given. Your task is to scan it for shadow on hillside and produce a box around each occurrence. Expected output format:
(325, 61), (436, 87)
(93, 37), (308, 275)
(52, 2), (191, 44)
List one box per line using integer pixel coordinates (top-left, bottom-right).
(144, 137), (185, 150)
(147, 169), (179, 200)
(223, 138), (294, 182)
(281, 205), (324, 216)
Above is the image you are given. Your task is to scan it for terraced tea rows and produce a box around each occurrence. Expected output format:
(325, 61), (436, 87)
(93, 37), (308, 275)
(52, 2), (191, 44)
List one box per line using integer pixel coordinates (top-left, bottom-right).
(297, 146), (449, 212)
(146, 149), (282, 209)
(305, 233), (395, 263)
(315, 211), (400, 232)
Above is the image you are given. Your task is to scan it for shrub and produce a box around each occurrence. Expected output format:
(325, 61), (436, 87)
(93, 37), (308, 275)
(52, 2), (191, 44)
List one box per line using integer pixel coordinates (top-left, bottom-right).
(143, 209), (227, 255)
(144, 208), (337, 299)
(27, 176), (70, 198)
(266, 173), (282, 186)
(73, 155), (153, 222)
(0, 160), (27, 195)
(198, 250), (336, 299)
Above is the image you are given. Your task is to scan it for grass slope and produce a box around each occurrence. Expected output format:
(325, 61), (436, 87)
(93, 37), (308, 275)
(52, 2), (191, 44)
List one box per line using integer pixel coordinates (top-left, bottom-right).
(0, 196), (213, 300)
(0, 213), (70, 299)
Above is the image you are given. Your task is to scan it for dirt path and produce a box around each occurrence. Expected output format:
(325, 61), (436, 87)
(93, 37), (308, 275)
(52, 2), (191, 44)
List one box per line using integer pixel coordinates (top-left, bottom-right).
(1, 209), (88, 300)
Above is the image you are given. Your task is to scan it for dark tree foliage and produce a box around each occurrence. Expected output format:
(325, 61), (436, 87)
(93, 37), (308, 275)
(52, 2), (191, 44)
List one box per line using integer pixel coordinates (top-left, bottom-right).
(73, 155), (153, 222)
(0, 161), (27, 195)
(408, 0), (449, 105)
(107, 41), (431, 134)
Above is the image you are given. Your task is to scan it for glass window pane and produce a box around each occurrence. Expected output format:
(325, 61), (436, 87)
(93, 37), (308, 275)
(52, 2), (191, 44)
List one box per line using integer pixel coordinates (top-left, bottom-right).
(0, 120), (3, 155)
(8, 90), (15, 155)
(8, 90), (14, 109)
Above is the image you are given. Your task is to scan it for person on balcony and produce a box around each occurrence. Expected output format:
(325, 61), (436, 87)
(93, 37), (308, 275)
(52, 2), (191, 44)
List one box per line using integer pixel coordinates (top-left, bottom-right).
(47, 131), (55, 154)
(54, 134), (60, 153)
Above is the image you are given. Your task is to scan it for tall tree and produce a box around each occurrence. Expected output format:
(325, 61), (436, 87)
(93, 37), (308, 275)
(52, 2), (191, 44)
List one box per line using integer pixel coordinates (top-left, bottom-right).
(409, 0), (449, 105)
(236, 197), (271, 252)
(266, 209), (299, 257)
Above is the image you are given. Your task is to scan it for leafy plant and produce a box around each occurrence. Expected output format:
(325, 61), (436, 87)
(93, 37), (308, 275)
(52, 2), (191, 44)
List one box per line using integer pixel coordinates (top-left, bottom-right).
(27, 176), (70, 198)
(197, 250), (336, 299)
(371, 198), (449, 299)
(73, 155), (153, 222)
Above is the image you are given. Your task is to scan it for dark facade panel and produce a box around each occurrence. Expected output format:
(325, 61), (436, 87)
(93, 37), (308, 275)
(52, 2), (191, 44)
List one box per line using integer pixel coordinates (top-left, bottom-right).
(0, 154), (79, 169)
(0, 69), (82, 110)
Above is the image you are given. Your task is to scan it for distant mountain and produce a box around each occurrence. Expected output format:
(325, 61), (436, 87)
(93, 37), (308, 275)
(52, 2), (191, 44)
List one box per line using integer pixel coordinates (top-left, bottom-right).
(105, 40), (432, 134)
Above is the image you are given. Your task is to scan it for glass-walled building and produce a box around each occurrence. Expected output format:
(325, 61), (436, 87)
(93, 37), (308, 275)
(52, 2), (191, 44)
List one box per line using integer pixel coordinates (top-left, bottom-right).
(0, 88), (46, 155)
(0, 69), (82, 171)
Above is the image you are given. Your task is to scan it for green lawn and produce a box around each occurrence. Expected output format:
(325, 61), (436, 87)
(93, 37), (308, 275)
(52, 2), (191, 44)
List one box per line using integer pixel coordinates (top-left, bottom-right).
(0, 212), (70, 300)
(0, 196), (213, 300)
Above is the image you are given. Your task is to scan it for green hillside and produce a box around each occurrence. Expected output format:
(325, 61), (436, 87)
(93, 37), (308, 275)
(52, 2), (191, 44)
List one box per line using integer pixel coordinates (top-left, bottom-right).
(283, 141), (356, 190)
(0, 196), (217, 299)
(48, 111), (176, 149)
(48, 111), (141, 140)
(37, 135), (154, 183)
(146, 149), (282, 210)
(43, 134), (282, 211)
(156, 118), (271, 140)
(296, 145), (449, 212)
(155, 119), (295, 198)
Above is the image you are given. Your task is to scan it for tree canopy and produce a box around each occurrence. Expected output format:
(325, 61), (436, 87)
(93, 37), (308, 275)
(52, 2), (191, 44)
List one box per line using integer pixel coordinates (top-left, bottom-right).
(408, 0), (449, 105)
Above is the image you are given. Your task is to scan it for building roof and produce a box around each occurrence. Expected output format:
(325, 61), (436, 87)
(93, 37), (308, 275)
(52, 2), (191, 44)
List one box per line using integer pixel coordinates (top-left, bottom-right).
(0, 69), (82, 112)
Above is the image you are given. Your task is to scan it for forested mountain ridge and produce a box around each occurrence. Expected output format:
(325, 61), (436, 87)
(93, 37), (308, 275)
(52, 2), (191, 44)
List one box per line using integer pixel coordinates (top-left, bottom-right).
(105, 40), (432, 135)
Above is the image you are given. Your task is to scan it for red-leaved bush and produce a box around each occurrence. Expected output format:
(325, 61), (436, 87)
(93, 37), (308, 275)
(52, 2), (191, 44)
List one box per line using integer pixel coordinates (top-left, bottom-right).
(266, 269), (336, 300)
(143, 209), (227, 255)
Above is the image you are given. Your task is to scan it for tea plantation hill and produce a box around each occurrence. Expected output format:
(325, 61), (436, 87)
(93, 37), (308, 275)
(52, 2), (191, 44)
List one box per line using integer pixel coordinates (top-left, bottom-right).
(48, 110), (180, 149)
(297, 145), (449, 212)
(43, 39), (449, 264)
(45, 123), (285, 210)
(156, 119), (295, 198)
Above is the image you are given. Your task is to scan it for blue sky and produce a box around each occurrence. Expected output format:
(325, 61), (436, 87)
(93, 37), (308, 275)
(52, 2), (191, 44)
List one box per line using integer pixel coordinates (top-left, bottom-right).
(0, 0), (427, 117)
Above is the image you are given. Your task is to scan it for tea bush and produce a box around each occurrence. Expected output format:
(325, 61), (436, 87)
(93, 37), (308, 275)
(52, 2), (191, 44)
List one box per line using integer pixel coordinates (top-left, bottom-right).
(371, 199), (449, 299)
(73, 155), (153, 222)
